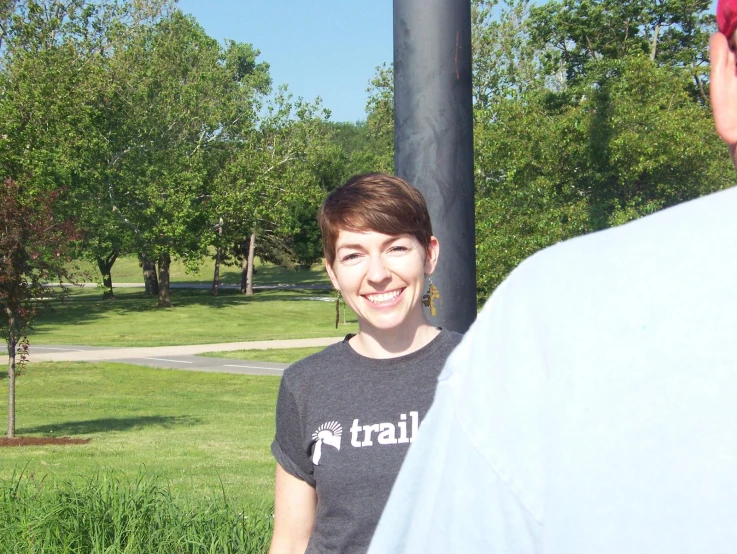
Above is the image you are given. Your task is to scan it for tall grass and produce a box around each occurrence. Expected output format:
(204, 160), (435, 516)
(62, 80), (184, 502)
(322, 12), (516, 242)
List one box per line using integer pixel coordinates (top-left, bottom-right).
(0, 470), (273, 553)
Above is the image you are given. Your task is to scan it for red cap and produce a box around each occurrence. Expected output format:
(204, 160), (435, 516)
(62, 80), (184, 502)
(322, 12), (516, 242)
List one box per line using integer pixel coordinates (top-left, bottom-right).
(718, 0), (737, 39)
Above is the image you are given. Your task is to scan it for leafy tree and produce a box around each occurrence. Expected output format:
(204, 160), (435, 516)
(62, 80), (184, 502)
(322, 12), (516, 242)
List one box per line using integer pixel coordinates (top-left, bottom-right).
(472, 0), (730, 302)
(82, 10), (270, 307)
(472, 0), (540, 108)
(530, 0), (713, 97)
(211, 88), (335, 294)
(363, 63), (394, 173)
(108, 11), (222, 307)
(1, 1), (277, 305)
(0, 179), (79, 438)
(0, 0), (176, 300)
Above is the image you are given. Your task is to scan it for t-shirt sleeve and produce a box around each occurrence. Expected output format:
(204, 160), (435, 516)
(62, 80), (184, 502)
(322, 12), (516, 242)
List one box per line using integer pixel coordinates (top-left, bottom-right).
(271, 374), (316, 487)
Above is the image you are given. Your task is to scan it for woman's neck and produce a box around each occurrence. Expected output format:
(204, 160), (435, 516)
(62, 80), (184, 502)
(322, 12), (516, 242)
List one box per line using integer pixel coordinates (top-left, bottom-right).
(349, 321), (440, 359)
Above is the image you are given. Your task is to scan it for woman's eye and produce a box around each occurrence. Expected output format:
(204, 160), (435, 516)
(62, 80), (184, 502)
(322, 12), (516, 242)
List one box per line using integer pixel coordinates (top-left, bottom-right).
(389, 245), (409, 253)
(341, 253), (361, 262)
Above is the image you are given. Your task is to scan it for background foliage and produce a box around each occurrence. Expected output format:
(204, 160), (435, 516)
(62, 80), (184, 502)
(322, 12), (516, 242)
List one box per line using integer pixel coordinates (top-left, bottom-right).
(359, 0), (732, 302)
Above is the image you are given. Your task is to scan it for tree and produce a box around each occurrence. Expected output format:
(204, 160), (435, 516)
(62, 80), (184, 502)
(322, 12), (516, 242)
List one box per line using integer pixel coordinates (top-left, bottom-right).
(211, 87), (335, 294)
(471, 0), (730, 302)
(90, 10), (271, 307)
(0, 179), (79, 438)
(0, 0), (176, 300)
(363, 63), (394, 173)
(472, 0), (540, 108)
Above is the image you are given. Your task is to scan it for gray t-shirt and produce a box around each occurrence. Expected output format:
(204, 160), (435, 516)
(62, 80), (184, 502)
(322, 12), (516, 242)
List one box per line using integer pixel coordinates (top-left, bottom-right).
(272, 329), (462, 554)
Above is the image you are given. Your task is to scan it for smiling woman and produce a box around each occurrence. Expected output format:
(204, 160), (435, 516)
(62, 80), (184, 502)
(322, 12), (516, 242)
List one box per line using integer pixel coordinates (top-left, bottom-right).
(326, 230), (439, 354)
(268, 173), (463, 554)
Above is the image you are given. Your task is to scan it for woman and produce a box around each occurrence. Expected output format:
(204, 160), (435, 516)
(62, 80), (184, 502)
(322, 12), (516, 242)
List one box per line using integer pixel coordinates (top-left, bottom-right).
(269, 173), (463, 554)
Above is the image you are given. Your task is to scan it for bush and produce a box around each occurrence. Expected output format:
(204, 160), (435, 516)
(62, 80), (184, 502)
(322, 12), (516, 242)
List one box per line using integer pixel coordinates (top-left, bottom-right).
(0, 470), (273, 553)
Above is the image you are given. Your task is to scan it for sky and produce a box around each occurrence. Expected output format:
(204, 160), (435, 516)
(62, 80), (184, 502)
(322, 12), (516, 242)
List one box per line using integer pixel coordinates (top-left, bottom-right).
(177, 0), (393, 123)
(175, 1), (721, 123)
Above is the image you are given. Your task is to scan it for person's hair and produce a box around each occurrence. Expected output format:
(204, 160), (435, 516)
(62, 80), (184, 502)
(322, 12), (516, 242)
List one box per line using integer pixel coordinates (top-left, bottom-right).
(318, 172), (433, 266)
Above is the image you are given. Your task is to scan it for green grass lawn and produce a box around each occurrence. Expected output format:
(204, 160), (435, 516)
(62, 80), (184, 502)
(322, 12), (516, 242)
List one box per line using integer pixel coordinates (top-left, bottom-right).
(200, 347), (327, 364)
(73, 254), (331, 287)
(0, 362), (279, 508)
(28, 288), (358, 347)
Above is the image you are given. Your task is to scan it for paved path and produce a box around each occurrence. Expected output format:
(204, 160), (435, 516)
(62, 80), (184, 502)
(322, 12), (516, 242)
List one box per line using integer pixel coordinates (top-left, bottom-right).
(7, 337), (343, 376)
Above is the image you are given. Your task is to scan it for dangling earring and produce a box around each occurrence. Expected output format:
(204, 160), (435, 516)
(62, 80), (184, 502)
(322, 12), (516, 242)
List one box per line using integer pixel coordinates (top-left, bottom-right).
(335, 290), (342, 329)
(422, 275), (440, 317)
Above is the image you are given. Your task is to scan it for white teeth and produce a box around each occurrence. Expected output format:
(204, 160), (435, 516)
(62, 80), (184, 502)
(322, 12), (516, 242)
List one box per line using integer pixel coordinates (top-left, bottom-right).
(366, 290), (401, 304)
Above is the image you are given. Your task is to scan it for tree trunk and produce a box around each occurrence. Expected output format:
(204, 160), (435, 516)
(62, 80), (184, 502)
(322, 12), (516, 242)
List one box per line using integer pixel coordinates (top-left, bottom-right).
(6, 313), (17, 439)
(96, 252), (118, 300)
(157, 252), (173, 308)
(650, 22), (660, 62)
(212, 247), (222, 296)
(240, 250), (248, 294)
(212, 217), (223, 296)
(246, 232), (256, 296)
(140, 254), (159, 296)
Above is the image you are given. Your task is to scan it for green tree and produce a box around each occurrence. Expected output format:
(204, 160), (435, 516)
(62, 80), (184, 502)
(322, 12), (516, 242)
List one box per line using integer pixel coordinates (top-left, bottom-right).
(472, 0), (730, 302)
(1, 1), (275, 305)
(92, 10), (270, 306)
(363, 63), (394, 173)
(0, 0), (177, 300)
(472, 0), (540, 108)
(530, 0), (713, 97)
(212, 88), (334, 294)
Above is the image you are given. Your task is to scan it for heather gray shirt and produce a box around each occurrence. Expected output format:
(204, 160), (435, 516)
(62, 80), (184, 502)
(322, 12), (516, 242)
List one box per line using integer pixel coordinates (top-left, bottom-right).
(272, 329), (462, 554)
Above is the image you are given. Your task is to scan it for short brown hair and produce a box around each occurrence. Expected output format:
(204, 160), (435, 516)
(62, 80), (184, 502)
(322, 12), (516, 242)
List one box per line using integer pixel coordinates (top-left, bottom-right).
(318, 173), (433, 266)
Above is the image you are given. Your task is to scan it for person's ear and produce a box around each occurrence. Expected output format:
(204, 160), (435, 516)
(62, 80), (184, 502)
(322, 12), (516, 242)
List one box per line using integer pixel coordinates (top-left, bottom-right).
(326, 259), (340, 290)
(424, 236), (440, 275)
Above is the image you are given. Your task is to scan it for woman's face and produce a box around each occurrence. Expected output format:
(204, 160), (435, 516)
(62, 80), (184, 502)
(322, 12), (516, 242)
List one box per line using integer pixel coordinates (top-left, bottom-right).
(326, 229), (439, 335)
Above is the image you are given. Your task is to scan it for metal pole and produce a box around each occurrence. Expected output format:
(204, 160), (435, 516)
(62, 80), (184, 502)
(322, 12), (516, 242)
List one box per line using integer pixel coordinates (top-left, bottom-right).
(394, 0), (476, 333)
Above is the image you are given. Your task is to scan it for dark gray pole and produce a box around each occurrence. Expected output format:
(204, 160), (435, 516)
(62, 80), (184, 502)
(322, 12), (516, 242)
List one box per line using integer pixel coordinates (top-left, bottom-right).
(394, 0), (476, 333)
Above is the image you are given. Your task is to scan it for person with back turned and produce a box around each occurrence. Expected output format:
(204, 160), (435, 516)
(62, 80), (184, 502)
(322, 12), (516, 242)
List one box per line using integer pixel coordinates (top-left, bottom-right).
(367, 11), (737, 554)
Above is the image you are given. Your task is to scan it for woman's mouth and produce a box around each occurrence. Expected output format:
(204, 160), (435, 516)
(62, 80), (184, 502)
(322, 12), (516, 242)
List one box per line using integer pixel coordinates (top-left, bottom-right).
(364, 288), (404, 305)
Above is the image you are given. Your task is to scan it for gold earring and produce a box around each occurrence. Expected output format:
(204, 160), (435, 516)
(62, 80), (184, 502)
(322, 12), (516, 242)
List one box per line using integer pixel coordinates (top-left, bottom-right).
(335, 290), (342, 329)
(422, 276), (440, 317)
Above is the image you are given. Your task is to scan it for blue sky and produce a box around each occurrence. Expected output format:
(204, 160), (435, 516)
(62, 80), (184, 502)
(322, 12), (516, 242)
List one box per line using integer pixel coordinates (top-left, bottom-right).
(177, 0), (393, 123)
(176, 1), (720, 123)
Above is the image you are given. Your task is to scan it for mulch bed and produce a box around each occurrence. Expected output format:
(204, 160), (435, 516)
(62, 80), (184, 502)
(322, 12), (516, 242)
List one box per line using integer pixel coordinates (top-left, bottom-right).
(0, 437), (91, 447)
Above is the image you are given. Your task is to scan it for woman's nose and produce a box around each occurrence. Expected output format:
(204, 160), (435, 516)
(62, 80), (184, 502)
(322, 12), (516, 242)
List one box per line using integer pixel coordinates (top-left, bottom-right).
(366, 255), (391, 284)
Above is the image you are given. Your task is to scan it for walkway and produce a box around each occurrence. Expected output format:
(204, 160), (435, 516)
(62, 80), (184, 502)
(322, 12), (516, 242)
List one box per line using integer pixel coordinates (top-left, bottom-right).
(7, 337), (343, 376)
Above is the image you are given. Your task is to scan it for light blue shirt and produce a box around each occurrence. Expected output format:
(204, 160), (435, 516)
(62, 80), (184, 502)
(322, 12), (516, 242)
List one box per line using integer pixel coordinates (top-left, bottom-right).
(369, 187), (737, 554)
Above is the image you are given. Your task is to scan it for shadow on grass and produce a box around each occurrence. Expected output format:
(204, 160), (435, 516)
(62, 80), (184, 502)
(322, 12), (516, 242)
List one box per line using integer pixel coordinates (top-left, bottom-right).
(20, 415), (201, 436)
(29, 287), (339, 335)
(185, 264), (332, 286)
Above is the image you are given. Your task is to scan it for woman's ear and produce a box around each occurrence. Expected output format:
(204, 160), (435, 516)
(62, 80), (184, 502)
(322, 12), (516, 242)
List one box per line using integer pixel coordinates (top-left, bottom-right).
(326, 259), (340, 291)
(424, 236), (440, 275)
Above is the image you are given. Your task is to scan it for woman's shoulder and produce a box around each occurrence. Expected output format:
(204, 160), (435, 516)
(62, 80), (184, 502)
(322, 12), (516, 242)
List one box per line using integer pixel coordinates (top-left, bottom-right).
(434, 328), (464, 352)
(440, 328), (464, 343)
(281, 339), (350, 382)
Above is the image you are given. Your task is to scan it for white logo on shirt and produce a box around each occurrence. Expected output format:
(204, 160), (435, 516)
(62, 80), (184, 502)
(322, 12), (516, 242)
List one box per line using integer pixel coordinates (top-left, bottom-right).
(311, 421), (342, 465)
(350, 411), (419, 447)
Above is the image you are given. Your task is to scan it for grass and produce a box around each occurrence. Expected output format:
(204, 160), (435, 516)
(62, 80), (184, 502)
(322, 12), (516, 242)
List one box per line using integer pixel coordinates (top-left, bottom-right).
(73, 254), (331, 287)
(0, 362), (279, 508)
(28, 288), (358, 347)
(200, 347), (327, 364)
(0, 257), (346, 551)
(0, 471), (273, 553)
